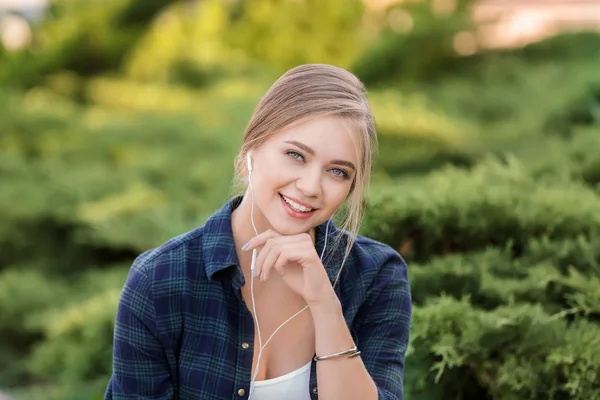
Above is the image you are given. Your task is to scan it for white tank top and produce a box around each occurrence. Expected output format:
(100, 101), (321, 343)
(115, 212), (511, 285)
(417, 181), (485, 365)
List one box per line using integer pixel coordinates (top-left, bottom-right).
(249, 361), (312, 400)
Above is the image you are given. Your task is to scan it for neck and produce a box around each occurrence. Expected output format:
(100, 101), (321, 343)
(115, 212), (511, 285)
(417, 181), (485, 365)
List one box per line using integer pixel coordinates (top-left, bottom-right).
(231, 189), (269, 245)
(231, 190), (272, 279)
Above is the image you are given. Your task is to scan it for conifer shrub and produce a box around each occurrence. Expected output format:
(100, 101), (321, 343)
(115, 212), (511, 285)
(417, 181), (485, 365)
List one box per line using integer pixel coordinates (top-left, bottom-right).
(2, 7), (600, 398)
(362, 157), (600, 399)
(362, 158), (600, 262)
(408, 297), (600, 400)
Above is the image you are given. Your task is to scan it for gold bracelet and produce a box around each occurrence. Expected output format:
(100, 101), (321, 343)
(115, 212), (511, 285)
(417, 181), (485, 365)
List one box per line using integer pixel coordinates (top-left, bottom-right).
(313, 346), (361, 361)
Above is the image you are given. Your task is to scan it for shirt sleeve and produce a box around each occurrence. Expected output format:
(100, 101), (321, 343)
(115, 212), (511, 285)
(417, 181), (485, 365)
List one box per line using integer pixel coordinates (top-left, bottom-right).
(355, 249), (412, 400)
(105, 257), (175, 400)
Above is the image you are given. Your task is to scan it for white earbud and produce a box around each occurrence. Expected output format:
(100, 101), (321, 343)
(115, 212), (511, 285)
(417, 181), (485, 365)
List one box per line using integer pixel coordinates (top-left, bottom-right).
(246, 151), (253, 173)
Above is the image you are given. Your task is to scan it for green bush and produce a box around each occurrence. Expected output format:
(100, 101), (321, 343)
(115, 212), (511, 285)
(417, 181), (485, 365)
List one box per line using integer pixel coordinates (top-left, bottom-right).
(0, 269), (70, 386)
(0, 265), (129, 387)
(368, 90), (480, 177)
(351, 0), (475, 86)
(412, 34), (600, 152)
(524, 234), (600, 276)
(405, 248), (555, 311)
(362, 157), (600, 261)
(226, 0), (366, 71)
(2, 4), (600, 399)
(0, 88), (250, 274)
(0, 0), (174, 88)
(408, 239), (600, 315)
(26, 287), (121, 385)
(523, 126), (600, 186)
(409, 297), (600, 400)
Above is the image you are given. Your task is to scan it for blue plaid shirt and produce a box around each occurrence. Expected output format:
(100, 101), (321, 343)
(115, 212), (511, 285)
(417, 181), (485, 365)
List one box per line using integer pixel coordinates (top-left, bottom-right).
(105, 196), (412, 400)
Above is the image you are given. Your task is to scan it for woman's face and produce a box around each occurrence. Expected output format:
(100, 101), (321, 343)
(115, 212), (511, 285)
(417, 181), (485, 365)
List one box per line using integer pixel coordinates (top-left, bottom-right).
(247, 115), (358, 236)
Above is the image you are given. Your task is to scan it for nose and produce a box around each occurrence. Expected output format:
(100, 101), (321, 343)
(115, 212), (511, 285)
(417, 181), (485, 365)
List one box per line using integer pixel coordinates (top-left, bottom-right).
(295, 167), (322, 198)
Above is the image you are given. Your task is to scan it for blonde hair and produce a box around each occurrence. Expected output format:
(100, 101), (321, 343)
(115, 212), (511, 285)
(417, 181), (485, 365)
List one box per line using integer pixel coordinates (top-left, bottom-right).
(233, 64), (377, 281)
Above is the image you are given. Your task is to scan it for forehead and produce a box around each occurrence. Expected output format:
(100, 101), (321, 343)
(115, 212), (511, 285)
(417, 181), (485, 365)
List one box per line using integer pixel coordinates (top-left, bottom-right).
(268, 115), (358, 161)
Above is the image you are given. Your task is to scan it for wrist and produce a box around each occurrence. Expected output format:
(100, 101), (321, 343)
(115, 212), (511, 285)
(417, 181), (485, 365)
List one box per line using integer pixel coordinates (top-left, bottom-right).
(308, 291), (342, 316)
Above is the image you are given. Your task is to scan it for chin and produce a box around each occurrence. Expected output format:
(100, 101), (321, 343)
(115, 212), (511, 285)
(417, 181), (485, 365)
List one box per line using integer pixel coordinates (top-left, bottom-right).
(266, 216), (313, 236)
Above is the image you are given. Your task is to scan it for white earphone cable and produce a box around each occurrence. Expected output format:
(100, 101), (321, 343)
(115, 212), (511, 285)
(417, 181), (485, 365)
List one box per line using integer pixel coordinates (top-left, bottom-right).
(246, 154), (335, 399)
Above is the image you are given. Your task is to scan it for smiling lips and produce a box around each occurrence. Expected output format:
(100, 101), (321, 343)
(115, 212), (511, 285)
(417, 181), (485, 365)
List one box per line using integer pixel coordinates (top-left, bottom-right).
(279, 193), (317, 219)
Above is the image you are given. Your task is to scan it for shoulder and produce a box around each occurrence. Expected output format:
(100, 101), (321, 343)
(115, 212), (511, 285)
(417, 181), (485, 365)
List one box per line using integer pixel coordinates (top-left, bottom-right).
(348, 233), (409, 281)
(118, 224), (212, 335)
(121, 219), (219, 314)
(331, 230), (410, 310)
(346, 234), (412, 329)
(130, 225), (207, 284)
(123, 196), (239, 300)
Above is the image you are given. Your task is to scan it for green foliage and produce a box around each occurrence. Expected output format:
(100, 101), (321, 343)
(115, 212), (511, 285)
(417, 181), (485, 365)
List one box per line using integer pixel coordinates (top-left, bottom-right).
(0, 0), (175, 88)
(352, 0), (476, 86)
(368, 90), (479, 177)
(27, 287), (121, 384)
(524, 235), (600, 276)
(407, 233), (600, 314)
(418, 34), (600, 146)
(362, 157), (600, 261)
(0, 269), (70, 386)
(227, 0), (366, 71)
(2, 1), (600, 399)
(0, 85), (255, 273)
(410, 297), (600, 400)
(0, 265), (129, 387)
(523, 126), (600, 186)
(122, 0), (249, 84)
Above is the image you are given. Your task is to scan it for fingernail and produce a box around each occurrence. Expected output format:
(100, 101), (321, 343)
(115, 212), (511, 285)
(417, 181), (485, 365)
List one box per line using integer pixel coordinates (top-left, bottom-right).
(260, 272), (265, 281)
(242, 242), (249, 251)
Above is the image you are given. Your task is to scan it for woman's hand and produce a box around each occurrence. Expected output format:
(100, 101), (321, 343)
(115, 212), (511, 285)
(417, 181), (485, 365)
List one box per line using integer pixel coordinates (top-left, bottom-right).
(243, 229), (337, 308)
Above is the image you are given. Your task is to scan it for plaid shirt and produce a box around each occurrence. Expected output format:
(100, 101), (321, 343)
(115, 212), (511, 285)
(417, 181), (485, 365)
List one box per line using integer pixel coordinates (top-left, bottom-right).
(105, 196), (412, 400)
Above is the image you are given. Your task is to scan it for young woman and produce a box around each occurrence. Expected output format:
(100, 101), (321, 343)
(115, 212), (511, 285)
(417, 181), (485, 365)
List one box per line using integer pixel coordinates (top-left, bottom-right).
(105, 64), (412, 400)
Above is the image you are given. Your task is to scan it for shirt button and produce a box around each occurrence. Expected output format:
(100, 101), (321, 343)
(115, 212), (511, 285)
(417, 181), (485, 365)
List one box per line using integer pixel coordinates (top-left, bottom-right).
(238, 388), (246, 396)
(241, 342), (250, 349)
(312, 386), (318, 394)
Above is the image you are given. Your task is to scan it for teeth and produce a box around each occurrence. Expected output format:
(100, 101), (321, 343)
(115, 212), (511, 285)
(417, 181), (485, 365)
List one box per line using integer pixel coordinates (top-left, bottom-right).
(282, 195), (313, 212)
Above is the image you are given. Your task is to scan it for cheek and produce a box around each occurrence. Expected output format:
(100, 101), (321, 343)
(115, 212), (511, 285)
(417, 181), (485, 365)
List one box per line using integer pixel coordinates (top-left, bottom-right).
(258, 162), (297, 189)
(325, 183), (352, 208)
(252, 170), (290, 203)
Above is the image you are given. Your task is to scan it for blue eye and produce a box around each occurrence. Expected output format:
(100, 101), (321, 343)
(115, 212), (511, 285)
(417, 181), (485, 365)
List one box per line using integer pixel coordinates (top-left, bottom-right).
(286, 150), (304, 161)
(331, 168), (350, 179)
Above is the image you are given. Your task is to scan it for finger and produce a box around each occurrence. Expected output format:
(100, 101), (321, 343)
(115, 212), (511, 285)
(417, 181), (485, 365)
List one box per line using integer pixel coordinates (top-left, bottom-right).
(243, 229), (281, 251)
(271, 251), (290, 280)
(246, 230), (312, 251)
(254, 237), (281, 278)
(268, 241), (309, 280)
(261, 245), (284, 281)
(258, 239), (302, 280)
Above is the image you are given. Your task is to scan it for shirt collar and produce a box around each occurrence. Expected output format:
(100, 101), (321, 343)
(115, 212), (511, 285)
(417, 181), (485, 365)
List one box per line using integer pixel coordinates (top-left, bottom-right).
(202, 196), (344, 284)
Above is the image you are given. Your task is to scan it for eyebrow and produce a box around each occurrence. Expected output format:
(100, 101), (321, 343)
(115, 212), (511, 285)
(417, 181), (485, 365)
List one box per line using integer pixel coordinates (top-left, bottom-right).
(284, 140), (356, 171)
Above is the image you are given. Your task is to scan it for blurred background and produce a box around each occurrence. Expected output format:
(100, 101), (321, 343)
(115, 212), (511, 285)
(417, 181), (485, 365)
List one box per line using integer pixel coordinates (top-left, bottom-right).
(1, 0), (600, 399)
